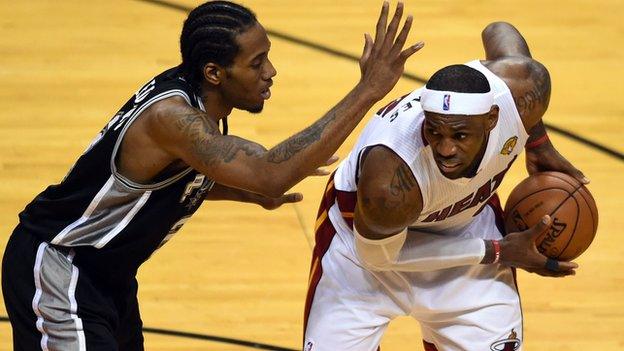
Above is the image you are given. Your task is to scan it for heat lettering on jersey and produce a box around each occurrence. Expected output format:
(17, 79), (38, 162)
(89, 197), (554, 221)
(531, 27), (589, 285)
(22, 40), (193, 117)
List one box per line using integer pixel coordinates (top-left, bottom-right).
(422, 156), (517, 223)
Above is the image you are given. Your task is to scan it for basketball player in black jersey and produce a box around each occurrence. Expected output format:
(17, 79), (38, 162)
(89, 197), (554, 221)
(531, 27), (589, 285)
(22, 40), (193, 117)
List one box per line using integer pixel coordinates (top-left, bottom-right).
(2, 1), (423, 350)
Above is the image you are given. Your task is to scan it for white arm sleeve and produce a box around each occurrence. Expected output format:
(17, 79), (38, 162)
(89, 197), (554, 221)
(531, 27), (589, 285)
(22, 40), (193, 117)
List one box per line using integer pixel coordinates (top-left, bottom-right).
(354, 226), (486, 272)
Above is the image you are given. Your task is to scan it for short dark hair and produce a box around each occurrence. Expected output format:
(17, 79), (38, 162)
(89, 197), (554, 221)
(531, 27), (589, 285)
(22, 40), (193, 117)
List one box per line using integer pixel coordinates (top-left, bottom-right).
(180, 1), (257, 90)
(426, 64), (490, 93)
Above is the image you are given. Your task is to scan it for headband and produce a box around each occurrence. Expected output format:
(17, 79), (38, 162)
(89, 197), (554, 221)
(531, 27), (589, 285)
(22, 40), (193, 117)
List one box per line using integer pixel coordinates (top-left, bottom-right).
(420, 88), (494, 115)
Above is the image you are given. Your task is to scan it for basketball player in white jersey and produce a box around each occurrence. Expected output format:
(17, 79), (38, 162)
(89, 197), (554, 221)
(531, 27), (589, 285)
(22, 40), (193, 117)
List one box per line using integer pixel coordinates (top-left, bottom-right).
(303, 22), (587, 351)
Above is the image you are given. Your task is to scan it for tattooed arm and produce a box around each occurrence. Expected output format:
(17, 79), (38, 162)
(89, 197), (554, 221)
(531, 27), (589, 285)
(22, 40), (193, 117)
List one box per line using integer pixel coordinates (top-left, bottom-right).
(481, 22), (550, 128)
(352, 145), (577, 276)
(354, 145), (423, 240)
(147, 91), (375, 198)
(126, 2), (423, 198)
(481, 22), (587, 184)
(353, 145), (487, 272)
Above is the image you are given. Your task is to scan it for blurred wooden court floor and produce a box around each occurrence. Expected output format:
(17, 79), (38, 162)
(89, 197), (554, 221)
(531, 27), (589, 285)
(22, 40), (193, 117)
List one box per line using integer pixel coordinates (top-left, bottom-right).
(0, 0), (622, 350)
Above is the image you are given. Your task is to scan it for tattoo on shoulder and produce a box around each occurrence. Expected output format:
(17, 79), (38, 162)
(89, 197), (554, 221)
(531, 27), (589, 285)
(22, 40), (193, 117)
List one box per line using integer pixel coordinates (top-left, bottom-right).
(386, 162), (417, 209)
(266, 111), (337, 163)
(174, 111), (265, 167)
(514, 60), (551, 118)
(174, 111), (218, 138)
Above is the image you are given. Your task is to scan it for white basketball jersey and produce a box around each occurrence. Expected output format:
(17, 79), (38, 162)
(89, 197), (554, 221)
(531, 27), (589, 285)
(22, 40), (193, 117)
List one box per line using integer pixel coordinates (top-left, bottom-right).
(334, 60), (529, 234)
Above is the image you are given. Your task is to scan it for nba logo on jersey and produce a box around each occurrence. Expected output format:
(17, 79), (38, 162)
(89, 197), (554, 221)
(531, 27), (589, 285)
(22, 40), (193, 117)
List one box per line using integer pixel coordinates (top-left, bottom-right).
(443, 94), (451, 110)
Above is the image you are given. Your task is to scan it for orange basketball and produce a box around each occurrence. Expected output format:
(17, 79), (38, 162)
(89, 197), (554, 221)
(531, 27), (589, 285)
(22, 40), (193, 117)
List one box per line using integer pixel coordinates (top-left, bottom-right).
(504, 172), (598, 261)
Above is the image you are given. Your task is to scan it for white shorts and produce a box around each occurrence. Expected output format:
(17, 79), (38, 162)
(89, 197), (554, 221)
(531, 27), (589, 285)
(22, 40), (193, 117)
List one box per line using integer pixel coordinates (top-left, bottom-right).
(304, 201), (523, 351)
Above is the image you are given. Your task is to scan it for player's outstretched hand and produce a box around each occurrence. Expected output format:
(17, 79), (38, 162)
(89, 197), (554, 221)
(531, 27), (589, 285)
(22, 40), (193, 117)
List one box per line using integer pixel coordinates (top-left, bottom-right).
(499, 215), (578, 277)
(260, 192), (303, 210)
(358, 1), (424, 101)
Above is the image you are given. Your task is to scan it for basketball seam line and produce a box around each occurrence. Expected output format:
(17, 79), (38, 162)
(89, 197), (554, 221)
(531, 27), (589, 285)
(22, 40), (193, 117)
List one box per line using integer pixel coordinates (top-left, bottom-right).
(554, 188), (581, 259)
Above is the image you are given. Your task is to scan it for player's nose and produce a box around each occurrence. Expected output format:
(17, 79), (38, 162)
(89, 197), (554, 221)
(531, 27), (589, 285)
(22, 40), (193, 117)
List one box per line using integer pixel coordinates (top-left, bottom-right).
(264, 59), (277, 80)
(436, 138), (457, 158)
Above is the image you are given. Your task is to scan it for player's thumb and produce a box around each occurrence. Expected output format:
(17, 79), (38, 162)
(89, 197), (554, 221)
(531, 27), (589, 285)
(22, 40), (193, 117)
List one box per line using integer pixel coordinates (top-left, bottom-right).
(528, 215), (552, 240)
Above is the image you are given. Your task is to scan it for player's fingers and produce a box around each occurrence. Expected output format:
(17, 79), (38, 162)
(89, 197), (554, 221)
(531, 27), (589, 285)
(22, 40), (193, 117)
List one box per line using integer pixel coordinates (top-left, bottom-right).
(574, 169), (590, 185)
(398, 41), (425, 62)
(325, 154), (340, 166)
(390, 14), (412, 55)
(360, 34), (373, 72)
(373, 1), (390, 49)
(382, 2), (404, 51)
(311, 168), (331, 176)
(537, 269), (574, 278)
(282, 192), (303, 203)
(527, 215), (552, 240)
(557, 260), (579, 270)
(540, 257), (577, 276)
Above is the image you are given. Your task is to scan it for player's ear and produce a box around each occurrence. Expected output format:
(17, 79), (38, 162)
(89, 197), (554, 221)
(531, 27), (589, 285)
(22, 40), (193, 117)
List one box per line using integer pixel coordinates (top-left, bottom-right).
(485, 105), (499, 132)
(203, 63), (224, 86)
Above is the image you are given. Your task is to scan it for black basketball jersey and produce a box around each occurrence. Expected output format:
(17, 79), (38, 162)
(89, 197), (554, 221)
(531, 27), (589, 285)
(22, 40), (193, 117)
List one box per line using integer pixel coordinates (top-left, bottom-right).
(17, 67), (216, 282)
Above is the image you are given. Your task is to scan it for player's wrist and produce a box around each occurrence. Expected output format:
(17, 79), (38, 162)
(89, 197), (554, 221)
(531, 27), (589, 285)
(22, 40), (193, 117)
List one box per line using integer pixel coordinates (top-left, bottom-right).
(352, 82), (383, 105)
(480, 239), (501, 264)
(525, 133), (550, 150)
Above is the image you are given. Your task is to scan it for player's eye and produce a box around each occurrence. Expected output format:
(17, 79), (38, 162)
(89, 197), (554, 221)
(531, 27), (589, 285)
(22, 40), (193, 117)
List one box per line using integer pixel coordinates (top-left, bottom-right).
(428, 129), (440, 136)
(455, 133), (467, 140)
(251, 61), (262, 69)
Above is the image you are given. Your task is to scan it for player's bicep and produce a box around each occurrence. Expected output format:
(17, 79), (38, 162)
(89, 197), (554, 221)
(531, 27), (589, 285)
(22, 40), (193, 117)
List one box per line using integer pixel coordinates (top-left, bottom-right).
(354, 145), (422, 240)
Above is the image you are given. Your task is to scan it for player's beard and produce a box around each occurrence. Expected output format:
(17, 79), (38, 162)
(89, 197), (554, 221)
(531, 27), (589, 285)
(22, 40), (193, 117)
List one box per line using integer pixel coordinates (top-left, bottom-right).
(246, 104), (264, 114)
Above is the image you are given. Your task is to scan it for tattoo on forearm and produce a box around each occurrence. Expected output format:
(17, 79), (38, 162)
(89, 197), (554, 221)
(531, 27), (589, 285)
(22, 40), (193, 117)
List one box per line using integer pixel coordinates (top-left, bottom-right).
(514, 61), (551, 118)
(175, 111), (265, 167)
(386, 163), (416, 209)
(266, 111), (337, 163)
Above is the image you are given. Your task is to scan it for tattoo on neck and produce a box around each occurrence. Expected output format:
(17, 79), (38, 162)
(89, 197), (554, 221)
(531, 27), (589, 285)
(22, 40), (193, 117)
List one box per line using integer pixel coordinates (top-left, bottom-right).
(266, 111), (337, 163)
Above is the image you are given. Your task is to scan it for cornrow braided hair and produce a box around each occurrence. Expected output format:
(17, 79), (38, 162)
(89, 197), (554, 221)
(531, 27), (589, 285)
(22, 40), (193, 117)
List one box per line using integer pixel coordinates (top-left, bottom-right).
(180, 1), (257, 91)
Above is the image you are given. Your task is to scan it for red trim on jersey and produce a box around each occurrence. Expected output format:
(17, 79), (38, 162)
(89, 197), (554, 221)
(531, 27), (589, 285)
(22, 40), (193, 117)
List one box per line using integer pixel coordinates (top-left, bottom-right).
(487, 193), (507, 236)
(303, 172), (357, 337)
(423, 340), (439, 351)
(335, 189), (357, 229)
(492, 193), (523, 346)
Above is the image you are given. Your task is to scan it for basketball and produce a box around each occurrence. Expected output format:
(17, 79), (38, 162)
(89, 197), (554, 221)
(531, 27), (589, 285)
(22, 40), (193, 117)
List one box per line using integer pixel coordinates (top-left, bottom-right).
(504, 172), (598, 261)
